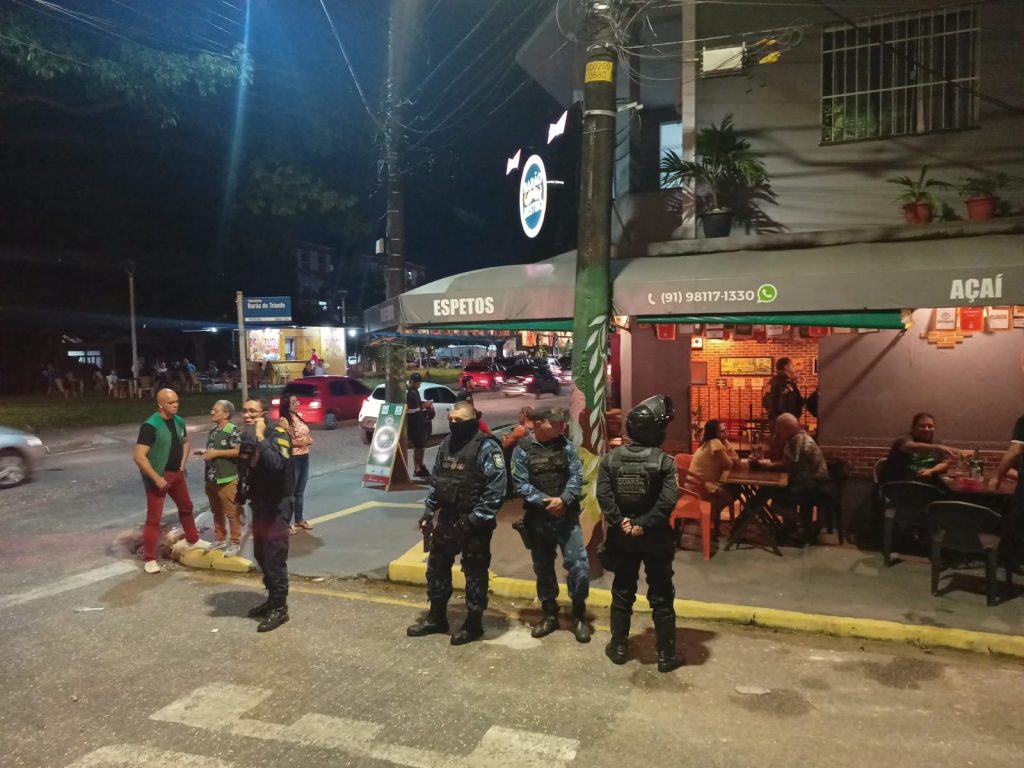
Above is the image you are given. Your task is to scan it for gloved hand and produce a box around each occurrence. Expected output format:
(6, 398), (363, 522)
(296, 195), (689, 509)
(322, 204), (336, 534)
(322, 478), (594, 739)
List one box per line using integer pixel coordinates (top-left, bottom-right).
(419, 511), (434, 530)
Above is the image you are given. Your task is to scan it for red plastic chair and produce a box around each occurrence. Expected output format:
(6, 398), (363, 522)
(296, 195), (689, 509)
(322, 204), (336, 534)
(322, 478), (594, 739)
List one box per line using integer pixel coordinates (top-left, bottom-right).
(670, 453), (713, 560)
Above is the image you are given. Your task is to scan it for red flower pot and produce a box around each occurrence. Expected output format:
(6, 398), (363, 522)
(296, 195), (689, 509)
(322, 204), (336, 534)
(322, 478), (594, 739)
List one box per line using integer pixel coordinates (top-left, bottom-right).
(965, 196), (997, 221)
(902, 201), (933, 224)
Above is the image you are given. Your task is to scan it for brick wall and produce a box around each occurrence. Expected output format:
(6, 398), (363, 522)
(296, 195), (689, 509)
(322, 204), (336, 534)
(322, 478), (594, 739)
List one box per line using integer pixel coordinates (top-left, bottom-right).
(689, 334), (820, 445)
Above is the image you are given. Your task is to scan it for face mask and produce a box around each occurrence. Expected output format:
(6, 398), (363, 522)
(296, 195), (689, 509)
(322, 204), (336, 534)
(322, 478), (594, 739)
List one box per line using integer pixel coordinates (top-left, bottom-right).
(449, 419), (479, 443)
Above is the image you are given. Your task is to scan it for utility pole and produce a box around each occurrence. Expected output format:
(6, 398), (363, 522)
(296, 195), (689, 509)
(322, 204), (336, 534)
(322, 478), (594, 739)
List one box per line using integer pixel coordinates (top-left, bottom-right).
(571, 1), (619, 455)
(123, 260), (139, 394)
(236, 291), (249, 402)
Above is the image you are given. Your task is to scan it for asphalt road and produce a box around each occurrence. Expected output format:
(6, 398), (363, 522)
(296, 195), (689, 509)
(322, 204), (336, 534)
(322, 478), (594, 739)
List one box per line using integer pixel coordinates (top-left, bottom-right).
(2, 573), (1022, 768)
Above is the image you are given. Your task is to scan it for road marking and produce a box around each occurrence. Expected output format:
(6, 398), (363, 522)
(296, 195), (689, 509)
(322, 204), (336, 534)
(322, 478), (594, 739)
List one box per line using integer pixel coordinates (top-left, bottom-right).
(0, 561), (136, 611)
(151, 684), (580, 767)
(67, 744), (235, 768)
(305, 500), (424, 527)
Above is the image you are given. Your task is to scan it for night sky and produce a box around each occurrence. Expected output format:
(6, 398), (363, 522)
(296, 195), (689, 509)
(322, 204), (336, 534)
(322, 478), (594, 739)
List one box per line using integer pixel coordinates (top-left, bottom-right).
(0, 0), (575, 329)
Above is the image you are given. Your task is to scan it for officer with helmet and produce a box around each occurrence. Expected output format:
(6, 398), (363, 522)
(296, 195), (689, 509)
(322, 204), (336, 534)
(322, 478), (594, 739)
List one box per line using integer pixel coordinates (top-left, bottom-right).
(407, 401), (506, 645)
(597, 394), (684, 672)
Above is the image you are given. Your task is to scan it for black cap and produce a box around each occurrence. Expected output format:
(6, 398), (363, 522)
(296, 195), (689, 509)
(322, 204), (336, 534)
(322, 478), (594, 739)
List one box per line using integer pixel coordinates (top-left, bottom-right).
(534, 405), (569, 423)
(409, 372), (422, 383)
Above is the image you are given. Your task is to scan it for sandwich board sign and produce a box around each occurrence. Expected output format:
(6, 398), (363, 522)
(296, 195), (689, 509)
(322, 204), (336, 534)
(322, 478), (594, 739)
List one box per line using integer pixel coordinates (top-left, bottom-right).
(362, 403), (407, 489)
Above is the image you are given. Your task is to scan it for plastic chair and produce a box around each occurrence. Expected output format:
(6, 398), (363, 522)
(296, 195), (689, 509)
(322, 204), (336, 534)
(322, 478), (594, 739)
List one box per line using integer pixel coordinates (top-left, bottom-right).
(928, 501), (1011, 606)
(813, 457), (851, 544)
(669, 454), (712, 560)
(879, 481), (942, 567)
(136, 375), (154, 399)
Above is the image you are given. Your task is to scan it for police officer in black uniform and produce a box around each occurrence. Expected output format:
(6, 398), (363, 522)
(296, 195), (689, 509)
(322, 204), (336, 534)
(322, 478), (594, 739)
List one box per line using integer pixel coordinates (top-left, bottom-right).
(407, 401), (506, 645)
(597, 395), (684, 672)
(238, 398), (294, 633)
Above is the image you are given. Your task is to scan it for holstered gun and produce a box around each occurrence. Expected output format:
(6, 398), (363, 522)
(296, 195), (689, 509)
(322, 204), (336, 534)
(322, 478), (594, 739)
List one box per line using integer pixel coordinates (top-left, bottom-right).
(512, 518), (534, 550)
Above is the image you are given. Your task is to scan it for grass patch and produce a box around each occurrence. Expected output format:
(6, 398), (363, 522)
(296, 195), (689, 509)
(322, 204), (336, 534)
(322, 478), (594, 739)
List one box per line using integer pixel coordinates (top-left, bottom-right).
(0, 388), (282, 433)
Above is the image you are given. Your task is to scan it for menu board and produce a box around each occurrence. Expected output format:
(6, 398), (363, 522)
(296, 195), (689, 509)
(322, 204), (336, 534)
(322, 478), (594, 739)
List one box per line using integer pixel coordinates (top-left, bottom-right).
(363, 404), (407, 489)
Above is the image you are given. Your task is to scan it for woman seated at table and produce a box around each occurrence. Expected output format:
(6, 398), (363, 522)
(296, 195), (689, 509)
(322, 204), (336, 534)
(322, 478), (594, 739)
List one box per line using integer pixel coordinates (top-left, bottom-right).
(691, 419), (741, 536)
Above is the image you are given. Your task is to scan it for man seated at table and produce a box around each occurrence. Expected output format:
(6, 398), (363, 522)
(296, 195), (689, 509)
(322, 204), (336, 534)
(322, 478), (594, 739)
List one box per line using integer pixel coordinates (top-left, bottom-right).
(751, 414), (829, 536)
(881, 412), (962, 485)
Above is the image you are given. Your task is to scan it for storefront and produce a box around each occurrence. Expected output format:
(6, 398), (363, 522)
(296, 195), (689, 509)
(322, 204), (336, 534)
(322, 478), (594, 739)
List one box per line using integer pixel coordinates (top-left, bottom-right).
(245, 326), (349, 382)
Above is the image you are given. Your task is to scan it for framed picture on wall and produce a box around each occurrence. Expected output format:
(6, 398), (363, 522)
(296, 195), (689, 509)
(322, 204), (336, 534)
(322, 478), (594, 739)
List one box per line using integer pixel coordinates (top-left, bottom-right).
(935, 307), (957, 330)
(720, 357), (773, 376)
(988, 307), (1011, 331)
(691, 361), (708, 385)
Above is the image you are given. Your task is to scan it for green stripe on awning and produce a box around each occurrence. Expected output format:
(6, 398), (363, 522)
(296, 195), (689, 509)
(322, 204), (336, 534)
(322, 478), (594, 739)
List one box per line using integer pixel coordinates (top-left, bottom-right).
(638, 311), (907, 330)
(408, 320), (574, 332)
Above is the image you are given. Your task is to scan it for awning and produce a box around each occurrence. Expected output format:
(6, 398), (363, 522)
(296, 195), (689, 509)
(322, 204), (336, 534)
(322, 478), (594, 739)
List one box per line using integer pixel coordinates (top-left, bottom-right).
(365, 231), (1024, 332)
(637, 311), (906, 329)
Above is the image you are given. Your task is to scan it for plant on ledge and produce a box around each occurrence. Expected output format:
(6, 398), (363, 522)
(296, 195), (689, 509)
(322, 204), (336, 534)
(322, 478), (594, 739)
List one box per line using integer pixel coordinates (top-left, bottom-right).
(659, 114), (774, 238)
(886, 165), (951, 224)
(957, 173), (1009, 221)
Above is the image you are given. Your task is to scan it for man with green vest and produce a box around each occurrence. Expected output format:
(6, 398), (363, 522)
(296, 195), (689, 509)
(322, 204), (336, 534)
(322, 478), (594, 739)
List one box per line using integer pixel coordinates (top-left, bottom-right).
(195, 399), (243, 557)
(134, 388), (209, 574)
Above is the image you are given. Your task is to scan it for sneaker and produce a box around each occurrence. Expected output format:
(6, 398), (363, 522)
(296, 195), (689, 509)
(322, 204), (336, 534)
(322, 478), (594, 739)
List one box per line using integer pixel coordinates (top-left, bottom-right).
(144, 560), (161, 574)
(189, 539), (212, 551)
(211, 540), (228, 550)
(414, 467), (431, 479)
(224, 544), (241, 557)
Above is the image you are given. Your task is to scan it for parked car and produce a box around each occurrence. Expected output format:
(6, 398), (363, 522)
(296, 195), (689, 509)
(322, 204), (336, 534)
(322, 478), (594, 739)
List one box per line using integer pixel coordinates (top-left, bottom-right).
(269, 376), (373, 429)
(500, 361), (561, 398)
(358, 382), (459, 443)
(0, 426), (46, 488)
(546, 358), (573, 385)
(458, 363), (506, 391)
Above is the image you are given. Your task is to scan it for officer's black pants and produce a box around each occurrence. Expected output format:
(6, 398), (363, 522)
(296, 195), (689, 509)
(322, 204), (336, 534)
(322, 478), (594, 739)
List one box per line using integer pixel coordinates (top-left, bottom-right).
(426, 514), (493, 613)
(252, 499), (290, 605)
(609, 541), (676, 639)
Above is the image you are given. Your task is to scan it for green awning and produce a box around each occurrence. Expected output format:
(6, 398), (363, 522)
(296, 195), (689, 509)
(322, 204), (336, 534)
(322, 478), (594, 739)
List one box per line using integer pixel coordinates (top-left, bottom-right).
(637, 311), (907, 329)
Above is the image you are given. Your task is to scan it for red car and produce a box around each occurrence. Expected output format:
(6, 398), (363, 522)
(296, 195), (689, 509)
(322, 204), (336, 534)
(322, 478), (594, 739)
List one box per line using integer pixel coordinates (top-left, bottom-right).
(458, 363), (506, 391)
(269, 376), (372, 429)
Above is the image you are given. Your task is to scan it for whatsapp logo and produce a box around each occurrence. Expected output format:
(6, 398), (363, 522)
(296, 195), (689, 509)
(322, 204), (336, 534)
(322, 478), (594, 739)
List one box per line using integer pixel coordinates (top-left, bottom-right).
(756, 283), (778, 304)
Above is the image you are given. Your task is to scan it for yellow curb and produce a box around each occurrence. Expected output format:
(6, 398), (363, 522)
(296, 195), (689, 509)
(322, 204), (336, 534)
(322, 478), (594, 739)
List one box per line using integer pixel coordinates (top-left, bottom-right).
(306, 500), (425, 527)
(386, 556), (1024, 659)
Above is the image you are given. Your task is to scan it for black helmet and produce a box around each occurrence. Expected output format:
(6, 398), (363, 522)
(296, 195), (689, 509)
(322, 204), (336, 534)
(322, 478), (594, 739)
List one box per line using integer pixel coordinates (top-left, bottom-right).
(626, 395), (674, 447)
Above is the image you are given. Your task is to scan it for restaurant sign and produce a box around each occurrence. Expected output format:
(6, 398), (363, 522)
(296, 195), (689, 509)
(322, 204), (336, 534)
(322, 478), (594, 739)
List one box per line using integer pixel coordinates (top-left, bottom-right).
(519, 154), (547, 239)
(243, 296), (292, 323)
(362, 403), (406, 489)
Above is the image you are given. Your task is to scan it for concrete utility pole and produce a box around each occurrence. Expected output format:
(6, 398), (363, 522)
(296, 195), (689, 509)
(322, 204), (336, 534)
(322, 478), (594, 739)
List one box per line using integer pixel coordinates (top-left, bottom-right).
(123, 260), (139, 393)
(571, 0), (620, 455)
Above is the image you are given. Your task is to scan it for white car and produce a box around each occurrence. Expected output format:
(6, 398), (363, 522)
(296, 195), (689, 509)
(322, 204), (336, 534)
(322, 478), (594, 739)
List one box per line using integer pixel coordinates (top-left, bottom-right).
(358, 383), (458, 444)
(0, 426), (47, 488)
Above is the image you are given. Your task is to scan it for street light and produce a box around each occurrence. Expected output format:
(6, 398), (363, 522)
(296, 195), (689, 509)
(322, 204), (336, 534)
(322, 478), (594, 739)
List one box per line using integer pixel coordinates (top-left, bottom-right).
(123, 260), (139, 393)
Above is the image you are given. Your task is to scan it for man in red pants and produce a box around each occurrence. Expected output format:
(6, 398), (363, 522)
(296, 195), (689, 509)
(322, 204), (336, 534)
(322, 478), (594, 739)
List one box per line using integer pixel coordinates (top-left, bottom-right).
(134, 388), (209, 573)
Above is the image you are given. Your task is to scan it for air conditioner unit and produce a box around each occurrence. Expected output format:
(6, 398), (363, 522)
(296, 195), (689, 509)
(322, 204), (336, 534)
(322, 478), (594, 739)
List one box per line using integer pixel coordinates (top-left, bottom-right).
(701, 44), (746, 77)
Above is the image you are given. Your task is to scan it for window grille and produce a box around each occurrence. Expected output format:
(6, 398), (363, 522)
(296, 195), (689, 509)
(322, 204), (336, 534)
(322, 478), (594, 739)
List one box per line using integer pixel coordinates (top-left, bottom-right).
(821, 6), (979, 143)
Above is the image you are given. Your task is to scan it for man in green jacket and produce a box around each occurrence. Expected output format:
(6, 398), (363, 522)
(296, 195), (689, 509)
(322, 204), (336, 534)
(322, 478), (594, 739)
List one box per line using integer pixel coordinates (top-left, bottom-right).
(195, 399), (243, 556)
(134, 388), (209, 574)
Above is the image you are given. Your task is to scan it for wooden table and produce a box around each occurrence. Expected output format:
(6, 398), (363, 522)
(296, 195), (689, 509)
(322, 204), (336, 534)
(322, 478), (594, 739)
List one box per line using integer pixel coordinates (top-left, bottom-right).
(721, 467), (789, 556)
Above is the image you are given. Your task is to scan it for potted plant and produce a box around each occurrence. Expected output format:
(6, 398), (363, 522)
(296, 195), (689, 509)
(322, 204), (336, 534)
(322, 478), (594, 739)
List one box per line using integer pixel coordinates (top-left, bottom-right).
(958, 173), (1009, 221)
(660, 114), (770, 238)
(886, 165), (951, 224)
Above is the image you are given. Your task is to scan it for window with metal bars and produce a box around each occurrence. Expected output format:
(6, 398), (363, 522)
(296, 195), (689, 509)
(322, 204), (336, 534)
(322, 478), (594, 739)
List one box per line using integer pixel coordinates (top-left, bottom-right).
(821, 6), (979, 143)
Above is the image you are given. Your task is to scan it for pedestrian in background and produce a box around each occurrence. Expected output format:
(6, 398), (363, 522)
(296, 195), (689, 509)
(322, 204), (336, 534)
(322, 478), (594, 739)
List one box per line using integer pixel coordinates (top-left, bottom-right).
(598, 395), (684, 672)
(279, 394), (314, 534)
(407, 401), (506, 645)
(512, 405), (591, 643)
(239, 398), (294, 632)
(134, 388), (209, 574)
(196, 399), (244, 557)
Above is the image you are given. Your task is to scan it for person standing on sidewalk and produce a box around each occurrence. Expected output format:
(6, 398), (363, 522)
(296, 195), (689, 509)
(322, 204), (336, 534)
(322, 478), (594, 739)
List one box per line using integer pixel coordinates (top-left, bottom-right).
(512, 405), (590, 643)
(407, 401), (506, 645)
(279, 394), (314, 535)
(134, 388), (209, 574)
(195, 400), (244, 557)
(597, 395), (684, 672)
(406, 372), (430, 478)
(239, 399), (294, 632)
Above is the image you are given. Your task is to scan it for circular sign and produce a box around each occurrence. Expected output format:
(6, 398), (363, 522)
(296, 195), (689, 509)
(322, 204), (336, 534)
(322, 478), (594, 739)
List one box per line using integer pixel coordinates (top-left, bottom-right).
(519, 154), (547, 239)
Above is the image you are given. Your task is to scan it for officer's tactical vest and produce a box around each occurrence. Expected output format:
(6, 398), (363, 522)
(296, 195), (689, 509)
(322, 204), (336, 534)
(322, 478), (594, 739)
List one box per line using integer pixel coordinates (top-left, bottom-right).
(608, 446), (664, 519)
(525, 437), (571, 499)
(435, 432), (496, 513)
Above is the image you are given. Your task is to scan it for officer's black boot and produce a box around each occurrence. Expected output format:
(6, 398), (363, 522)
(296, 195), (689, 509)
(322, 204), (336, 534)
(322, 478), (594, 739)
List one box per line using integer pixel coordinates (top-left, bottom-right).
(654, 620), (685, 673)
(531, 599), (559, 638)
(257, 602), (290, 633)
(571, 600), (591, 644)
(406, 599), (449, 637)
(247, 599), (272, 619)
(605, 606), (631, 664)
(450, 610), (484, 645)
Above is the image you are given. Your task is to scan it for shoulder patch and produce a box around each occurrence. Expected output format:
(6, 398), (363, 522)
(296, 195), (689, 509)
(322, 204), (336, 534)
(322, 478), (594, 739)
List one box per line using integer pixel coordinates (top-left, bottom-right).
(492, 453), (505, 470)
